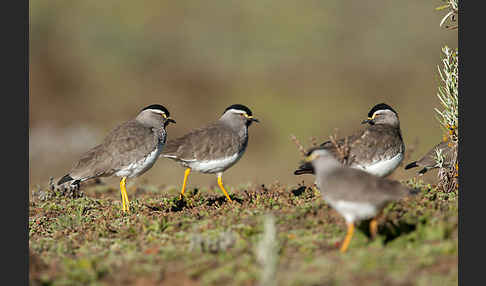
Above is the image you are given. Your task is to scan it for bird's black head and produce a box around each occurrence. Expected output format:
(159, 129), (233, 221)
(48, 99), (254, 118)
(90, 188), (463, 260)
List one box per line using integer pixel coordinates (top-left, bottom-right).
(361, 103), (399, 126)
(222, 104), (259, 126)
(367, 103), (397, 118)
(142, 104), (171, 117)
(223, 104), (253, 116)
(305, 146), (325, 158)
(303, 146), (333, 163)
(139, 104), (176, 126)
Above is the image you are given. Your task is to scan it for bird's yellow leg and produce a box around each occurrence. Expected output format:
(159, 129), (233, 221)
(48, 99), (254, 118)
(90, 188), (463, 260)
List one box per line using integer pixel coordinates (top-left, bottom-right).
(217, 174), (233, 203)
(124, 183), (130, 212)
(180, 168), (191, 199)
(120, 177), (130, 212)
(340, 223), (355, 253)
(369, 218), (378, 239)
(120, 177), (127, 212)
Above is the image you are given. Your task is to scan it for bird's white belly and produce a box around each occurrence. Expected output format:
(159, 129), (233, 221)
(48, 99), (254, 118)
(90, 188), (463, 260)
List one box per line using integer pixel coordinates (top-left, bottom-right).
(354, 152), (403, 177)
(115, 142), (163, 178)
(328, 200), (378, 223)
(185, 152), (242, 174)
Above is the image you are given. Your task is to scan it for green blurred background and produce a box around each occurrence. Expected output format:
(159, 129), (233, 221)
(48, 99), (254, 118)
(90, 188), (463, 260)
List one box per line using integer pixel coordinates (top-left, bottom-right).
(29, 0), (457, 192)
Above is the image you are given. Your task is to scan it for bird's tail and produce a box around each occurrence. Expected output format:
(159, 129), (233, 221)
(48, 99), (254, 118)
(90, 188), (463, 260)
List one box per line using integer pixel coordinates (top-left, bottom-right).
(294, 162), (315, 175)
(418, 168), (428, 175)
(404, 161), (418, 170)
(57, 174), (75, 186)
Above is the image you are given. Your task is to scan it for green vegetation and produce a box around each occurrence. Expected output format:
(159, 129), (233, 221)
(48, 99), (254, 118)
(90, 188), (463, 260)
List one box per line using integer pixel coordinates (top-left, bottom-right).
(30, 180), (457, 285)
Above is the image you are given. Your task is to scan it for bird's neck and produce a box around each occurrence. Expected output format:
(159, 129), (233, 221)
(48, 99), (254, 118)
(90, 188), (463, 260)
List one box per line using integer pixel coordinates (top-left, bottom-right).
(219, 118), (248, 137)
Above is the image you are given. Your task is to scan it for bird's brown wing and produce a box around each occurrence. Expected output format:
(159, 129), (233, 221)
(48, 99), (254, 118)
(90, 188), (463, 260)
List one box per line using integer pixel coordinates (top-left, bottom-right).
(319, 128), (368, 165)
(162, 121), (243, 162)
(68, 120), (157, 180)
(405, 141), (456, 173)
(345, 125), (404, 166)
(67, 144), (110, 180)
(298, 125), (403, 174)
(416, 141), (453, 167)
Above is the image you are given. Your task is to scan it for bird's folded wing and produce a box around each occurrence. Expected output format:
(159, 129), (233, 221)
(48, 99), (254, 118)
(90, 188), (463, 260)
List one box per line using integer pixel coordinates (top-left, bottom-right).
(162, 122), (240, 162)
(69, 121), (156, 179)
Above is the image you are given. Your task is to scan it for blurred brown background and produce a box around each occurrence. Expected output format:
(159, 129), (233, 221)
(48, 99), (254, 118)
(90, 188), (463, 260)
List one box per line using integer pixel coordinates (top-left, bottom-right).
(29, 1), (458, 192)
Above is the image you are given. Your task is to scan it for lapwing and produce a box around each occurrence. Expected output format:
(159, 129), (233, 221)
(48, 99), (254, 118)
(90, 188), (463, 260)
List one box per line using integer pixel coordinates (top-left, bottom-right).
(304, 147), (417, 252)
(57, 104), (176, 212)
(404, 140), (457, 174)
(294, 103), (405, 178)
(161, 104), (259, 202)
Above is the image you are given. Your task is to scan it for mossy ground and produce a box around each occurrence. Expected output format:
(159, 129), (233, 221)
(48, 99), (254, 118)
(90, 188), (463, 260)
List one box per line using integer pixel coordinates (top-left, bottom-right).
(29, 179), (457, 286)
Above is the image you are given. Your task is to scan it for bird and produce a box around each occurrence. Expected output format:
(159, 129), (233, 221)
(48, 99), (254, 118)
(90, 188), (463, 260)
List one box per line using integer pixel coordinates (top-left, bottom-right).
(57, 104), (176, 212)
(303, 147), (417, 253)
(404, 140), (457, 174)
(294, 103), (405, 178)
(161, 104), (259, 203)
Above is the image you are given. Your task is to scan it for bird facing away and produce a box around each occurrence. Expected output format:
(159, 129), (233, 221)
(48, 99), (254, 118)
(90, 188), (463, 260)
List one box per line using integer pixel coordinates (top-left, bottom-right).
(404, 140), (457, 174)
(294, 103), (405, 178)
(57, 104), (176, 212)
(161, 104), (259, 202)
(304, 147), (416, 253)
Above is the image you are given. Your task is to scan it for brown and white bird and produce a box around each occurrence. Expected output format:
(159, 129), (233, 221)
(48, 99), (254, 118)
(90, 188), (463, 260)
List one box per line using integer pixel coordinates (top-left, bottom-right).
(161, 104), (259, 202)
(294, 103), (405, 178)
(57, 104), (175, 212)
(304, 147), (417, 252)
(404, 140), (457, 174)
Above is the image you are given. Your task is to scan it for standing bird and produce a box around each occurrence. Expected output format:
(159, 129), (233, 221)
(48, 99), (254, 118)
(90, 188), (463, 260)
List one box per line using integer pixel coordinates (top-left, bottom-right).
(294, 103), (405, 178)
(57, 104), (176, 212)
(404, 140), (457, 174)
(161, 104), (259, 202)
(304, 147), (417, 252)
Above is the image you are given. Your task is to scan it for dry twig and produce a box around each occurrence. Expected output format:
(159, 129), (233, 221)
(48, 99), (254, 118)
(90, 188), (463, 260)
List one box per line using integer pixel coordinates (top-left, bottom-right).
(329, 129), (351, 165)
(290, 134), (306, 157)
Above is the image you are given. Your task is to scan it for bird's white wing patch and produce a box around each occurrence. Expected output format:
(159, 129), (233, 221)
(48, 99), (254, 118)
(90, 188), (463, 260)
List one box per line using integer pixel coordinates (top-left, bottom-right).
(116, 142), (163, 178)
(162, 154), (178, 159)
(354, 152), (403, 177)
(186, 153), (242, 173)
